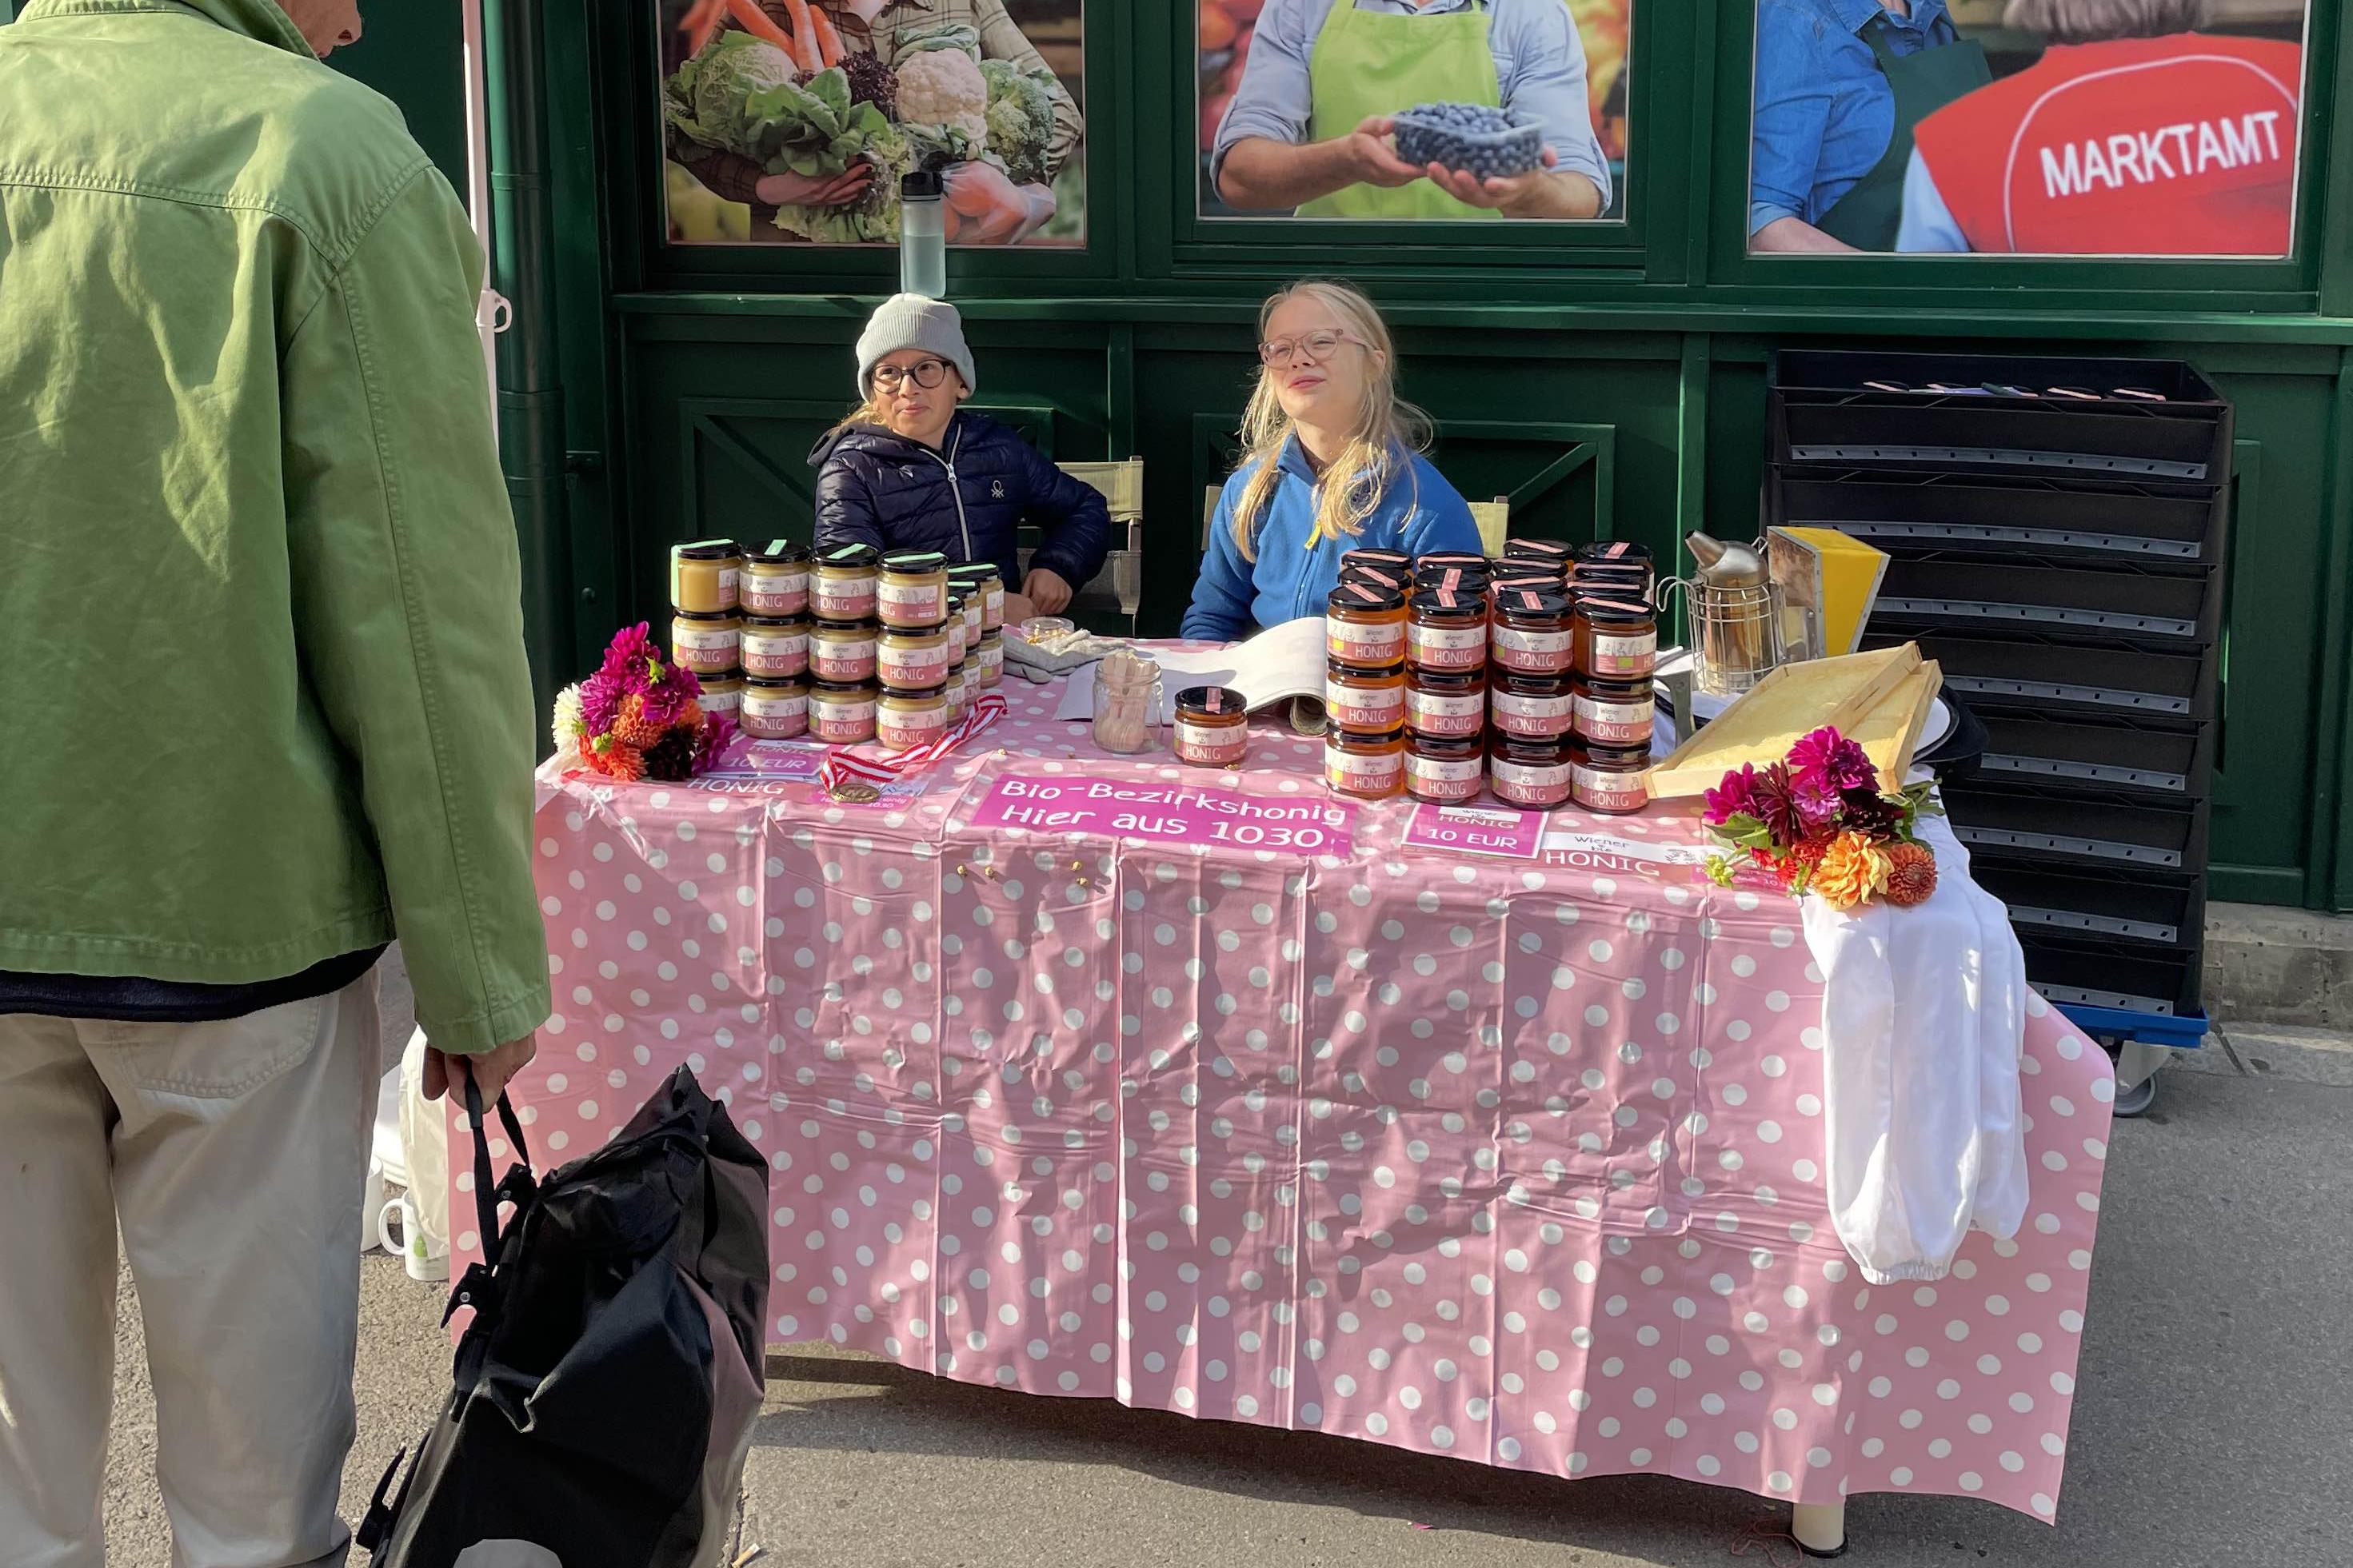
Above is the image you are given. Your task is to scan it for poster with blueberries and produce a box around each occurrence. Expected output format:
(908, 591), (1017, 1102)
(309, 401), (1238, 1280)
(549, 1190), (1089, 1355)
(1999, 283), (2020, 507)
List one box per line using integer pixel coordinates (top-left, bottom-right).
(1197, 0), (1631, 221)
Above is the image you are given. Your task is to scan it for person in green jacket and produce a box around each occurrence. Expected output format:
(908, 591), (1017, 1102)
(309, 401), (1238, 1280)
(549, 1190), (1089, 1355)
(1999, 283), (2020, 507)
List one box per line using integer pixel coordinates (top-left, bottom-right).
(0, 0), (549, 1559)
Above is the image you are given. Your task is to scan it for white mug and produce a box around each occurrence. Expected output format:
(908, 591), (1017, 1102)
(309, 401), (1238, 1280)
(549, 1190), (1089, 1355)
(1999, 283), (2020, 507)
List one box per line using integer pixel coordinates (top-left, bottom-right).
(378, 1195), (449, 1283)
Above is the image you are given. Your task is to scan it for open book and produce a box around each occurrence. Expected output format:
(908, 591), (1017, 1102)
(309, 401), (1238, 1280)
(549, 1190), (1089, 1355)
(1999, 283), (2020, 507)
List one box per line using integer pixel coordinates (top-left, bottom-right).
(1053, 617), (1331, 733)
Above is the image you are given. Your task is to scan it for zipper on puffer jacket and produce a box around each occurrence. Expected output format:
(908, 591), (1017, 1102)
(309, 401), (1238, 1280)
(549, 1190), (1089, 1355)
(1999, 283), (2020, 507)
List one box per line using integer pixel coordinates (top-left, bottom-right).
(913, 423), (973, 563)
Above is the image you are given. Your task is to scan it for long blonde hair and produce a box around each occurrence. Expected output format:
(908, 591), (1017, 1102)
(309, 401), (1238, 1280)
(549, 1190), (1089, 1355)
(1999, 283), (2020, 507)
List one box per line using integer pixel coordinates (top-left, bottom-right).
(1230, 280), (1431, 562)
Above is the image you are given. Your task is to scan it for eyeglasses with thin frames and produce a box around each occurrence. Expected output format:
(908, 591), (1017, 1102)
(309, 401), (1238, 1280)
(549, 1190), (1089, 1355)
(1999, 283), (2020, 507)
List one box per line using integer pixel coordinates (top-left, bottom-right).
(1258, 329), (1366, 368)
(873, 358), (953, 392)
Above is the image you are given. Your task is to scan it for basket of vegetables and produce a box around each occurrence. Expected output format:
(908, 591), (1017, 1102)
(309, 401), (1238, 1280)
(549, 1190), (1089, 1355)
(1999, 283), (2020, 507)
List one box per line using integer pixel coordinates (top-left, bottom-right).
(1389, 102), (1546, 182)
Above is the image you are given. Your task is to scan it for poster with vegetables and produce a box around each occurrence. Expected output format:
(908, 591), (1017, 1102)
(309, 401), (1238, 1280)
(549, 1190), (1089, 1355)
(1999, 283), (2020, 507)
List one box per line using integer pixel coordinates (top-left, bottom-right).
(662, 0), (1085, 246)
(1198, 0), (1631, 222)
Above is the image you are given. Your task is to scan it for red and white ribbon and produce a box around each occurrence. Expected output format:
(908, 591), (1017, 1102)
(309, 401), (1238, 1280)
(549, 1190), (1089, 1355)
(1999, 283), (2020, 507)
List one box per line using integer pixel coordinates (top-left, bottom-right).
(818, 691), (1008, 796)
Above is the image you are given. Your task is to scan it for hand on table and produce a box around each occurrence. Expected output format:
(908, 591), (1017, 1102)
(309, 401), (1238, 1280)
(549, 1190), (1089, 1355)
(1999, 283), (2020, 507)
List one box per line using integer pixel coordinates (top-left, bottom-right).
(1342, 116), (1427, 189)
(942, 162), (1057, 245)
(1022, 568), (1074, 616)
(424, 1032), (539, 1109)
(1424, 146), (1559, 211)
(757, 166), (873, 209)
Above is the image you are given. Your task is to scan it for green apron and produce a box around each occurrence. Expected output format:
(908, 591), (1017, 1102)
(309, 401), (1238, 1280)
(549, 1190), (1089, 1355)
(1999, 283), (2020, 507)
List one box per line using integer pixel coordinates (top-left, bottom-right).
(1300, 0), (1504, 221)
(1815, 18), (1990, 249)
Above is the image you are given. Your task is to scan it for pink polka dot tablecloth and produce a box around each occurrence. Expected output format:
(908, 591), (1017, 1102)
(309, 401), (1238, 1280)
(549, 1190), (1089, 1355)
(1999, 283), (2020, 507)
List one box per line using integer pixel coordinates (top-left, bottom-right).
(458, 668), (2114, 1525)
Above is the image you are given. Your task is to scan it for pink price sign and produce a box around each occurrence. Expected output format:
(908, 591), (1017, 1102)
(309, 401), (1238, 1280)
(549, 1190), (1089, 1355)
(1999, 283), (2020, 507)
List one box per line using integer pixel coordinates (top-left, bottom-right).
(1400, 803), (1548, 860)
(969, 776), (1355, 856)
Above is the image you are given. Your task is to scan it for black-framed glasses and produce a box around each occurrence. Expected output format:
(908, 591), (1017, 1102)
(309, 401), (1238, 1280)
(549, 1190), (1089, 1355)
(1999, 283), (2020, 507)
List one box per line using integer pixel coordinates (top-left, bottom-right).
(873, 358), (952, 392)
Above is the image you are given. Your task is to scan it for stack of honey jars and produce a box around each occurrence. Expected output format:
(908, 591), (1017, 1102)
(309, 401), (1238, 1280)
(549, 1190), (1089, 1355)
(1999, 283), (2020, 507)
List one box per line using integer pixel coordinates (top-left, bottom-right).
(670, 538), (814, 739)
(1320, 539), (1659, 813)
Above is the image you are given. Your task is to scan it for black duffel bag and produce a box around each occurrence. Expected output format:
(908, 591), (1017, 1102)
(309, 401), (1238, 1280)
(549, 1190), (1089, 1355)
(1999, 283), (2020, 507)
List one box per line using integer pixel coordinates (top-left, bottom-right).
(361, 1064), (769, 1568)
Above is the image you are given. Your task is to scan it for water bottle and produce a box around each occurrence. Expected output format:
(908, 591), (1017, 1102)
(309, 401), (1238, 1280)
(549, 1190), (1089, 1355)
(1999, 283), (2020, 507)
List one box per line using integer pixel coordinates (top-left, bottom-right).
(899, 170), (946, 299)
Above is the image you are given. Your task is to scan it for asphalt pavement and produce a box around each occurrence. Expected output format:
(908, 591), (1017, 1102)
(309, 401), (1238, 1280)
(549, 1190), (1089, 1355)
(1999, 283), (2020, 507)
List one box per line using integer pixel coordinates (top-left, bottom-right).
(97, 979), (2353, 1567)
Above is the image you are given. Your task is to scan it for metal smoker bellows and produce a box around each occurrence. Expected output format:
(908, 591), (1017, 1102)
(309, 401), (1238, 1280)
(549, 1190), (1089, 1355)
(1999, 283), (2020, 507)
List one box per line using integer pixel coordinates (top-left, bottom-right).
(1667, 532), (1789, 697)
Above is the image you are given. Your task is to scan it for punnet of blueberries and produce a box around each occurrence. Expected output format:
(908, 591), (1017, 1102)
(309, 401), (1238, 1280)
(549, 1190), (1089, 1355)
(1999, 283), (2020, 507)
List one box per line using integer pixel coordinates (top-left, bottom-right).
(1390, 101), (1546, 182)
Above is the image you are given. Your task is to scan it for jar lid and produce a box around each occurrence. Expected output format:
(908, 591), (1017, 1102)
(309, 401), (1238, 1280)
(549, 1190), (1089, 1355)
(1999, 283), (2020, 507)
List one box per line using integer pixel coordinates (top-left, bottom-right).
(698, 669), (745, 687)
(1417, 550), (1488, 569)
(1326, 658), (1404, 681)
(810, 678), (875, 696)
(745, 676), (807, 692)
(980, 629), (1003, 644)
(1494, 733), (1576, 762)
(812, 618), (878, 635)
(1576, 540), (1656, 565)
(1409, 733), (1484, 758)
(1578, 596), (1655, 624)
(743, 614), (809, 631)
(1490, 569), (1568, 594)
(1341, 564), (1411, 592)
(1408, 585), (1486, 622)
(816, 543), (881, 569)
(1343, 548), (1412, 570)
(1504, 538), (1575, 562)
(1496, 587), (1575, 620)
(948, 561), (1001, 581)
(1328, 581), (1407, 614)
(882, 549), (949, 574)
(1412, 562), (1492, 592)
(881, 684), (948, 702)
(671, 538), (740, 561)
(881, 620), (951, 637)
(1573, 740), (1653, 766)
(1573, 672), (1652, 696)
(747, 541), (810, 565)
(1176, 684), (1246, 716)
(1409, 667), (1485, 691)
(1494, 670), (1574, 696)
(1328, 726), (1404, 748)
(673, 608), (738, 623)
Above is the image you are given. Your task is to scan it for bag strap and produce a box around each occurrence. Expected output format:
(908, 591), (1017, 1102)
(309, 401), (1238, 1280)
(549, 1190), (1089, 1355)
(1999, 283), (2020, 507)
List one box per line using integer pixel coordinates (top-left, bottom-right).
(461, 1067), (532, 1262)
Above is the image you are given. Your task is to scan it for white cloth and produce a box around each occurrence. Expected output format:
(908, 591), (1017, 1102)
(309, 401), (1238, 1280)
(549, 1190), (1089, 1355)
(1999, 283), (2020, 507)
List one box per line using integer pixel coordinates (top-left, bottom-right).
(0, 976), (382, 1568)
(1800, 814), (2029, 1284)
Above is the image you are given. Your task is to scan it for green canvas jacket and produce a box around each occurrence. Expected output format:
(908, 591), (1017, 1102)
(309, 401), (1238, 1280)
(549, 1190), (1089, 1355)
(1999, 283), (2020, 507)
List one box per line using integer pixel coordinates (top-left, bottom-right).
(0, 0), (549, 1052)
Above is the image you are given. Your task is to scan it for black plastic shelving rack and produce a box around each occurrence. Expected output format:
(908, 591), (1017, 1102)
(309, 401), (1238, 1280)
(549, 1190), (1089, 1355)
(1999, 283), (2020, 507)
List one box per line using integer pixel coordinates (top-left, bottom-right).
(1764, 349), (2229, 1068)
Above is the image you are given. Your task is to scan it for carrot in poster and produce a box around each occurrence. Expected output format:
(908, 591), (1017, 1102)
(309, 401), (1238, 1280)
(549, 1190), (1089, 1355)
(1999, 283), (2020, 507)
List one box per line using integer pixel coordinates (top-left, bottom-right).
(770, 0), (827, 74)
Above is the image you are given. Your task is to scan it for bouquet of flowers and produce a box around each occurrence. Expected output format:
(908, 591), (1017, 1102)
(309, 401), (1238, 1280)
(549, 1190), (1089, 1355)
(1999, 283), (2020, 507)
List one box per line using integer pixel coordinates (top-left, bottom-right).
(551, 624), (734, 783)
(1701, 726), (1942, 911)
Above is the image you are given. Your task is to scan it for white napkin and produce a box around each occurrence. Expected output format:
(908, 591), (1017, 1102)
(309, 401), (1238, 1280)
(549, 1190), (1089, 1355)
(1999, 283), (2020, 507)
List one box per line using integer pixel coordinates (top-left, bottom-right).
(1799, 813), (2029, 1284)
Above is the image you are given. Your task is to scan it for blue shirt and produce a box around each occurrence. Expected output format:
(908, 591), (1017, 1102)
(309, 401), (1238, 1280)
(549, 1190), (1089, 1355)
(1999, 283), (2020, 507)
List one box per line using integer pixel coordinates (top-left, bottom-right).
(1748, 0), (1957, 235)
(1896, 144), (1969, 250)
(1181, 439), (1483, 642)
(1212, 0), (1612, 210)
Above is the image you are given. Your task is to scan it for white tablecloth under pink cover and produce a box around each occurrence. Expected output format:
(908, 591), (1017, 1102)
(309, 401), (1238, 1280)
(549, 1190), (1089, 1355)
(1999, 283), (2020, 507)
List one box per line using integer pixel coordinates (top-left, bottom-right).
(456, 676), (2114, 1525)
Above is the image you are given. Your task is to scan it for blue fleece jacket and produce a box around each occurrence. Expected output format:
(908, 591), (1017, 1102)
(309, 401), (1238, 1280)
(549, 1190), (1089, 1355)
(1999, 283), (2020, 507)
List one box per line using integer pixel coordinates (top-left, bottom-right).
(1180, 440), (1483, 642)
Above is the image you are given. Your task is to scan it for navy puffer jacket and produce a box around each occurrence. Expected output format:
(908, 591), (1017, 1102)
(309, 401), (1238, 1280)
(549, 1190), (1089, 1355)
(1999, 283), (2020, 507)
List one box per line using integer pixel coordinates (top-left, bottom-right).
(809, 411), (1111, 591)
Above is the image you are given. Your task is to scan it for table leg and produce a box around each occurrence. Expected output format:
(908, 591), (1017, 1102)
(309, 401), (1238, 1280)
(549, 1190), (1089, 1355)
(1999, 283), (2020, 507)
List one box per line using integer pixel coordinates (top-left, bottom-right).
(1791, 1501), (1847, 1558)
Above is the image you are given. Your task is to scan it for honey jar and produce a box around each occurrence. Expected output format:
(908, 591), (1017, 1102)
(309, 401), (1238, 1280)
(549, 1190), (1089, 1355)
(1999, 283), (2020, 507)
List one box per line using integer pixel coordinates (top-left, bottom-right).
(1573, 541), (1656, 600)
(1324, 661), (1408, 736)
(669, 540), (741, 614)
(1571, 740), (1652, 814)
(808, 680), (877, 745)
(740, 677), (809, 740)
(1574, 596), (1659, 681)
(811, 543), (881, 624)
(945, 663), (969, 722)
(740, 616), (809, 680)
(878, 550), (952, 629)
(976, 631), (1004, 688)
(877, 622), (954, 693)
(877, 685), (952, 752)
(1405, 734), (1485, 804)
(809, 620), (877, 685)
(1324, 727), (1406, 800)
(949, 591), (976, 663)
(1490, 672), (1576, 741)
(949, 564), (1004, 632)
(1571, 674), (1656, 748)
(1491, 587), (1577, 677)
(1406, 668), (1487, 740)
(697, 671), (743, 718)
(1488, 736), (1576, 810)
(1174, 685), (1249, 769)
(741, 541), (810, 617)
(1326, 581), (1409, 669)
(669, 610), (740, 676)
(1407, 585), (1488, 673)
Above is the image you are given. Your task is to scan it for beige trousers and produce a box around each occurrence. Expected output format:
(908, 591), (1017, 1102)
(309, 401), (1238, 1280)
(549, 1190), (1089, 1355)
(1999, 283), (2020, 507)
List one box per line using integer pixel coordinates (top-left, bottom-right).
(0, 976), (382, 1568)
